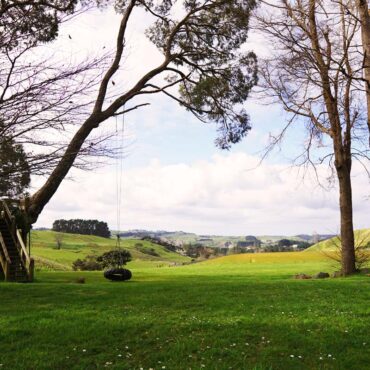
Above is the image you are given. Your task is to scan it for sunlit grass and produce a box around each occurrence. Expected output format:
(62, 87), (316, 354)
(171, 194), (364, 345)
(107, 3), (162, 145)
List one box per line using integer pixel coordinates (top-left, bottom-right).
(1, 254), (369, 369)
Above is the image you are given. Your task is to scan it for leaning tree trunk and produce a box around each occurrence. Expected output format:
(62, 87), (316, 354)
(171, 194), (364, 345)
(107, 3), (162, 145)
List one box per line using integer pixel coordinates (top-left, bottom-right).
(335, 158), (356, 275)
(357, 0), (370, 146)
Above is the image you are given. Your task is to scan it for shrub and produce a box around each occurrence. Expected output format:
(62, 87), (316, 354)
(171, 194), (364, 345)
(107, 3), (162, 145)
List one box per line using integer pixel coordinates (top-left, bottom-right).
(96, 248), (132, 269)
(322, 234), (370, 272)
(72, 255), (103, 271)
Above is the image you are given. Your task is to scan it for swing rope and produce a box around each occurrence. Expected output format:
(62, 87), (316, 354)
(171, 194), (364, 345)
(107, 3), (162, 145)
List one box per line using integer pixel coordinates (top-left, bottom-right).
(115, 107), (125, 249)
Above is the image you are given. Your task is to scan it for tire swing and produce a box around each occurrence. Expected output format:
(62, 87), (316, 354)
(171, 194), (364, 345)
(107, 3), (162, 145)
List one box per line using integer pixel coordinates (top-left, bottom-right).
(104, 107), (132, 282)
(104, 268), (132, 281)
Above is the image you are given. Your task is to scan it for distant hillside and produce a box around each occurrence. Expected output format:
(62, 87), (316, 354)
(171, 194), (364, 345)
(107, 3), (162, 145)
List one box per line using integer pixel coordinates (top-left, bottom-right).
(30, 230), (191, 270)
(116, 229), (336, 248)
(306, 229), (370, 252)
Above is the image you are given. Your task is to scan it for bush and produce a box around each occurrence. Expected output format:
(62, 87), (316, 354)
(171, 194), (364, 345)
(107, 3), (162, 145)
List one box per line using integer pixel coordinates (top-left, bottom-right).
(96, 248), (132, 269)
(322, 235), (370, 272)
(72, 255), (103, 271)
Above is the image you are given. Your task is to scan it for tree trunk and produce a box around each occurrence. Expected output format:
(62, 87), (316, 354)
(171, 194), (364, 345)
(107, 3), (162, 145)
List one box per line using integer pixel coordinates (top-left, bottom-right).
(27, 115), (103, 224)
(357, 0), (370, 146)
(335, 160), (356, 275)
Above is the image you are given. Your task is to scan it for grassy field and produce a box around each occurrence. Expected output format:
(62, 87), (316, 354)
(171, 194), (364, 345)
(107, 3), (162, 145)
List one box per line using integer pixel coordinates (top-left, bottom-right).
(30, 230), (191, 270)
(1, 251), (369, 370)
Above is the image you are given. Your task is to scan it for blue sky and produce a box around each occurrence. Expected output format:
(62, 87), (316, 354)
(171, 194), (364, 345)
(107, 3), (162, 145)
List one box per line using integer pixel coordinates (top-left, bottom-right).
(31, 6), (369, 236)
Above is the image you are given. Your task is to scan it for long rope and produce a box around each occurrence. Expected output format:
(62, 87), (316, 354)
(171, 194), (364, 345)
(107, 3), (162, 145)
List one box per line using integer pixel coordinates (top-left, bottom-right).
(115, 108), (125, 249)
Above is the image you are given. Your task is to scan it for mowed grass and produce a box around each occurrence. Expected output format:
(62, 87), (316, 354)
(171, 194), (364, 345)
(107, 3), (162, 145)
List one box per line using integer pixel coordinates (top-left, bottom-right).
(0, 252), (369, 370)
(30, 231), (190, 270)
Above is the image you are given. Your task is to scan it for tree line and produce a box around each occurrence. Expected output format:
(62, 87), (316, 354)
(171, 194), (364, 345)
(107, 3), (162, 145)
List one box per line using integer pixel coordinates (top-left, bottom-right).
(52, 219), (111, 238)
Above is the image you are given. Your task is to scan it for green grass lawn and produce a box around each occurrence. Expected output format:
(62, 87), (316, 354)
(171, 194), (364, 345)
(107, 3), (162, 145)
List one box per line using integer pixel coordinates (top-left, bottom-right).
(1, 253), (369, 370)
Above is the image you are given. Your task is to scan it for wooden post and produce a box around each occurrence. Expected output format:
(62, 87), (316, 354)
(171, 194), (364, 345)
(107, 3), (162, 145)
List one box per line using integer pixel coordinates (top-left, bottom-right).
(29, 258), (35, 282)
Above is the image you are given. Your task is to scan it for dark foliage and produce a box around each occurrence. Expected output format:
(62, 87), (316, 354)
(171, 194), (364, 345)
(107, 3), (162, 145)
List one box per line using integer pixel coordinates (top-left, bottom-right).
(0, 136), (30, 198)
(0, 0), (78, 48)
(52, 219), (111, 238)
(72, 255), (103, 271)
(96, 248), (132, 269)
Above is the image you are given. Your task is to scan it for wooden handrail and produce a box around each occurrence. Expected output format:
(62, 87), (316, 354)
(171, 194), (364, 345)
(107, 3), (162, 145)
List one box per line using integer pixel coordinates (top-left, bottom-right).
(0, 199), (34, 281)
(0, 231), (11, 281)
(1, 200), (12, 221)
(0, 232), (11, 264)
(16, 228), (31, 265)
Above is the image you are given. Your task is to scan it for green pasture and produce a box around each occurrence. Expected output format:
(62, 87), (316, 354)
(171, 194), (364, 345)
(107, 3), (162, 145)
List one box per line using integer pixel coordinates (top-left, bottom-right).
(30, 230), (190, 270)
(1, 251), (369, 370)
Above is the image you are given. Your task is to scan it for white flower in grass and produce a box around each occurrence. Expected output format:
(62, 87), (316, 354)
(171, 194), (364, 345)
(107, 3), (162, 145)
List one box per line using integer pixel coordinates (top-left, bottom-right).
(319, 357), (323, 360)
(290, 355), (294, 358)
(82, 349), (87, 352)
(328, 354), (332, 358)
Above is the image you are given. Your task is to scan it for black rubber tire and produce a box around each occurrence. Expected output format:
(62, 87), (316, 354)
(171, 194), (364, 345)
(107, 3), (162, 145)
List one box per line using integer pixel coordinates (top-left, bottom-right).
(104, 268), (132, 281)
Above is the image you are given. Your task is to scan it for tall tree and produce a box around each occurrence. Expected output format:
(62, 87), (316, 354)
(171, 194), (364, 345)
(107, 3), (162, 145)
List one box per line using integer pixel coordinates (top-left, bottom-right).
(256, 0), (369, 275)
(24, 0), (258, 223)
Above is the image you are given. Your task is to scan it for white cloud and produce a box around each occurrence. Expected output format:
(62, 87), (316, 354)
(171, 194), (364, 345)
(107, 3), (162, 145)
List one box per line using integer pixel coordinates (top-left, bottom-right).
(33, 152), (369, 236)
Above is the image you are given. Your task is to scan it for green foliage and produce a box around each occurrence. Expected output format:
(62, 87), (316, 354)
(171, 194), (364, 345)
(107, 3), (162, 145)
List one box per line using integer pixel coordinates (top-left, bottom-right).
(0, 0), (78, 48)
(0, 137), (30, 198)
(96, 248), (132, 269)
(146, 0), (258, 149)
(72, 255), (102, 271)
(52, 219), (111, 238)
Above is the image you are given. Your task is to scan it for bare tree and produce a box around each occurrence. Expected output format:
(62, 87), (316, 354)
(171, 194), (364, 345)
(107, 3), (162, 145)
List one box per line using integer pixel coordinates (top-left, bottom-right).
(54, 232), (64, 250)
(354, 0), (370, 145)
(256, 0), (369, 274)
(21, 0), (258, 224)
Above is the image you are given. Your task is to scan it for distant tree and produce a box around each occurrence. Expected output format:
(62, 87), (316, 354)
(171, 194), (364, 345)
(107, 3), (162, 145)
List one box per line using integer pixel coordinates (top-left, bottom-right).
(54, 232), (64, 250)
(97, 249), (132, 269)
(278, 239), (292, 248)
(52, 219), (111, 238)
(0, 136), (30, 199)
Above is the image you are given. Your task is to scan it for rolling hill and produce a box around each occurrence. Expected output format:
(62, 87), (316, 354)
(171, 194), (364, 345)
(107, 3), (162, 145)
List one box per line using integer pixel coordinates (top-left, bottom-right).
(305, 228), (370, 252)
(30, 230), (191, 270)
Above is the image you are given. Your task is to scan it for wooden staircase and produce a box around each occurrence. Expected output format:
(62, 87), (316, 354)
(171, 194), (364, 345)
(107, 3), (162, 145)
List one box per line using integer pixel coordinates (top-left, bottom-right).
(0, 200), (34, 282)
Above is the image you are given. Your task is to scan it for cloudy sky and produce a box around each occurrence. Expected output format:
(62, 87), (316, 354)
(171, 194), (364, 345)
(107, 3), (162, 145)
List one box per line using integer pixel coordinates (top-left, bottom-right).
(32, 6), (370, 236)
